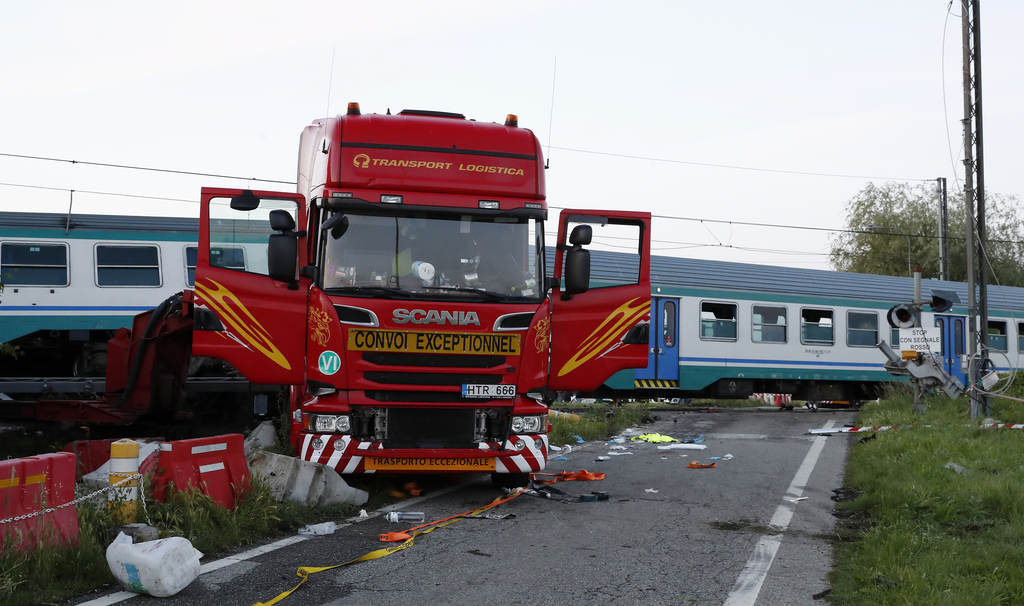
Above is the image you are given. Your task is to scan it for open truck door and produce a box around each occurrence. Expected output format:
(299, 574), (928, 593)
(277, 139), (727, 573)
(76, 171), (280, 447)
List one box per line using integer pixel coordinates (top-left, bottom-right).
(549, 209), (651, 392)
(191, 188), (309, 384)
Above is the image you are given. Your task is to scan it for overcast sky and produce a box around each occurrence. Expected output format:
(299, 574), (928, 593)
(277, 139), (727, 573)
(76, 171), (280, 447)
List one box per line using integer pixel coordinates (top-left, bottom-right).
(2, 1), (1021, 271)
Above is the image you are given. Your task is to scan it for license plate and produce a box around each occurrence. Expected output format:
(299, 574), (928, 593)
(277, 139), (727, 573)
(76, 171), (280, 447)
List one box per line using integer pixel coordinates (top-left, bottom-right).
(461, 383), (516, 399)
(364, 456), (495, 471)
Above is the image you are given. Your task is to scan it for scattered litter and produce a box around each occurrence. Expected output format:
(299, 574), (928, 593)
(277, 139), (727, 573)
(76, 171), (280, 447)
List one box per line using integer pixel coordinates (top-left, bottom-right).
(606, 451), (633, 456)
(784, 496), (809, 503)
(620, 428), (642, 436)
(687, 461), (716, 469)
(631, 433), (679, 444)
(106, 532), (203, 598)
(553, 456), (568, 461)
(357, 510), (369, 519)
(459, 512), (516, 520)
(572, 434), (585, 443)
(681, 434), (705, 444)
(595, 456), (610, 461)
(660, 457), (668, 460)
(644, 488), (659, 494)
(609, 436), (627, 444)
(657, 443), (706, 451)
(707, 454), (734, 461)
(549, 445), (562, 452)
(298, 521), (337, 536)
(561, 445), (573, 455)
(945, 461), (968, 475)
(608, 445), (628, 450)
(722, 453), (734, 461)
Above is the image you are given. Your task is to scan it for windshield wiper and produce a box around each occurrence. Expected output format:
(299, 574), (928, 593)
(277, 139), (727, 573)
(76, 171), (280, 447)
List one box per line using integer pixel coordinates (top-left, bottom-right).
(323, 286), (413, 298)
(421, 285), (506, 302)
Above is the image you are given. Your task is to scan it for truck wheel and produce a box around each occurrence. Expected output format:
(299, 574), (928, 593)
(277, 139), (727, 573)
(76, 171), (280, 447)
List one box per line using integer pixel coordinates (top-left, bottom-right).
(491, 473), (529, 489)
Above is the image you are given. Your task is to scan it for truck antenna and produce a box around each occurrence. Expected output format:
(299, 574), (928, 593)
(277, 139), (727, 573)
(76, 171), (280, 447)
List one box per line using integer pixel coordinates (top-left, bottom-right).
(325, 47), (336, 117)
(545, 57), (557, 170)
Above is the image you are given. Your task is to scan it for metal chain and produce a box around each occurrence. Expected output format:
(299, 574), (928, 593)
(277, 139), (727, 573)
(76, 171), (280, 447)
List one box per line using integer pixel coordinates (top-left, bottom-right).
(0, 472), (152, 526)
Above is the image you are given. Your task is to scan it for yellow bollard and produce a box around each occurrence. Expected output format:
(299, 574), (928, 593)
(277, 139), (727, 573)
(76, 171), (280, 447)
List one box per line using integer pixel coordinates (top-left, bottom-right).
(108, 438), (139, 523)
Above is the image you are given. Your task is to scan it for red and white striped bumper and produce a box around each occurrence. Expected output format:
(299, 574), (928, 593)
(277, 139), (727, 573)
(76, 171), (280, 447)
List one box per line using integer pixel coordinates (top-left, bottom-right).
(299, 433), (548, 474)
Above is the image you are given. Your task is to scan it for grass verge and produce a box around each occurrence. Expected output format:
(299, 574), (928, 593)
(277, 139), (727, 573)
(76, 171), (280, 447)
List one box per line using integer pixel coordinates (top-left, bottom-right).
(829, 376), (1024, 605)
(0, 479), (357, 606)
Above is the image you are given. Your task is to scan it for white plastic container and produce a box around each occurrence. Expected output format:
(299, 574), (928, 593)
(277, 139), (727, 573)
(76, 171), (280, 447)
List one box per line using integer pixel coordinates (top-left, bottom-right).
(106, 531), (204, 597)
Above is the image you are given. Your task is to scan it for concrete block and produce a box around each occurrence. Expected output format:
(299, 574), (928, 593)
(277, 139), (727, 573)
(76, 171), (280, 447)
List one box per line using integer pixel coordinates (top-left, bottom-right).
(247, 450), (368, 507)
(244, 421), (278, 457)
(82, 441), (161, 491)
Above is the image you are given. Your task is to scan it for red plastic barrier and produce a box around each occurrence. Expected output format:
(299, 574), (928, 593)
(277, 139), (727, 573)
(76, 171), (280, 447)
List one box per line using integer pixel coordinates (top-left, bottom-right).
(0, 452), (79, 550)
(153, 434), (250, 509)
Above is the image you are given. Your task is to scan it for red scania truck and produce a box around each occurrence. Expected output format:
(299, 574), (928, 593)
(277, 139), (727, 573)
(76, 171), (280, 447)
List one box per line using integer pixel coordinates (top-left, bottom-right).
(132, 104), (654, 485)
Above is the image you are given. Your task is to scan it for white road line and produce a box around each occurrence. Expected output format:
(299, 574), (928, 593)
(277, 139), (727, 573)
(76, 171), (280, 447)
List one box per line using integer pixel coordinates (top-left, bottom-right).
(77, 479), (474, 605)
(723, 420), (834, 606)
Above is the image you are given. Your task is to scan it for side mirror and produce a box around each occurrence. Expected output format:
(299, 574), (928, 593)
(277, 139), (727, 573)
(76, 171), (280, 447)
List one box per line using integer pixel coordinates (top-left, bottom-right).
(268, 209), (298, 283)
(230, 190), (261, 211)
(623, 323), (649, 345)
(321, 213), (349, 239)
(564, 247), (590, 295)
(569, 224), (592, 246)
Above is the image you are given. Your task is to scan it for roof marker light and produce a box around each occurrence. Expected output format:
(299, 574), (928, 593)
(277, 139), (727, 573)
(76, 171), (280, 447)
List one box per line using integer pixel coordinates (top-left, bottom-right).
(347, 102), (361, 116)
(479, 200), (500, 209)
(380, 194), (403, 204)
(504, 114), (518, 127)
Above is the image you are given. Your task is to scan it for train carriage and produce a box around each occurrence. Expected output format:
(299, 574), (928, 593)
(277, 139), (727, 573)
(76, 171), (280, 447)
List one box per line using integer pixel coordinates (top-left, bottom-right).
(3, 212), (1022, 401)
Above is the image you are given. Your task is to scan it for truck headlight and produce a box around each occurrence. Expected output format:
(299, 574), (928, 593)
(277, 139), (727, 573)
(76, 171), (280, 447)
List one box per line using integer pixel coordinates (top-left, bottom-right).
(511, 415), (544, 434)
(306, 414), (351, 433)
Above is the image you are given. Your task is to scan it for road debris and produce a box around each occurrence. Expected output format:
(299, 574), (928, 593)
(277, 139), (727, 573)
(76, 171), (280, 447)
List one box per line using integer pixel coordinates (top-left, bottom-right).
(687, 461), (716, 469)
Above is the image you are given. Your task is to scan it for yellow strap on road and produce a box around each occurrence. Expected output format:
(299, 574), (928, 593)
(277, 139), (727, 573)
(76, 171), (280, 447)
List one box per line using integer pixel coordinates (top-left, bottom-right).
(253, 490), (523, 606)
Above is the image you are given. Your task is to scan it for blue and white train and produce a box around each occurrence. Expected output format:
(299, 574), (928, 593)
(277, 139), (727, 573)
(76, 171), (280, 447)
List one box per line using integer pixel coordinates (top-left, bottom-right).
(2, 211), (1022, 401)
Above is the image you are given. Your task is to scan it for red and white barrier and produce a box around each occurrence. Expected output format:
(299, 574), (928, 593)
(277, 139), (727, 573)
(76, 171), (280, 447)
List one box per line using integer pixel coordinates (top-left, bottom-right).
(0, 452), (78, 550)
(153, 434), (250, 509)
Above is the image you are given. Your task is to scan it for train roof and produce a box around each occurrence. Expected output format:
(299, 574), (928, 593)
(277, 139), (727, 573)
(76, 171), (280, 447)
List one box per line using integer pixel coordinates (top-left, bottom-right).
(0, 211), (198, 234)
(579, 249), (1024, 315)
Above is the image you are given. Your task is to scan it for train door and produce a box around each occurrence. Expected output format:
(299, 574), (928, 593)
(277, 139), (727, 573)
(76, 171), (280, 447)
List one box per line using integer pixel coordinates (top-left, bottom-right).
(634, 296), (680, 387)
(191, 188), (309, 384)
(934, 314), (966, 384)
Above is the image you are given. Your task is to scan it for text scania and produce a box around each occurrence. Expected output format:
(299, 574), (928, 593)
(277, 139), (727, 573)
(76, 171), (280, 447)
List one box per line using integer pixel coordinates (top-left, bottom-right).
(393, 308), (480, 326)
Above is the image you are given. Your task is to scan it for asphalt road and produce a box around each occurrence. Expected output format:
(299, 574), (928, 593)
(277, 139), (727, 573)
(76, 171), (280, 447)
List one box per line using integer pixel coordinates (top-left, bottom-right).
(73, 408), (858, 606)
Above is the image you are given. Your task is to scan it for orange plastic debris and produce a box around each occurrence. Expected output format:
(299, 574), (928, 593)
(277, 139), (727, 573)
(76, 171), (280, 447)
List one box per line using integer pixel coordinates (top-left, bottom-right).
(403, 482), (423, 496)
(687, 461), (716, 469)
(379, 531), (412, 542)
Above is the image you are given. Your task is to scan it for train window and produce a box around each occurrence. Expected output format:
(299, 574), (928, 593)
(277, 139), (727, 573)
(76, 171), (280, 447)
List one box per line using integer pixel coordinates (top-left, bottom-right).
(96, 245), (161, 286)
(752, 305), (786, 343)
(0, 243), (68, 286)
(988, 320), (1008, 352)
(890, 327), (899, 347)
(800, 308), (834, 345)
(663, 300), (676, 347)
(700, 301), (737, 341)
(847, 311), (879, 347)
(185, 246), (246, 286)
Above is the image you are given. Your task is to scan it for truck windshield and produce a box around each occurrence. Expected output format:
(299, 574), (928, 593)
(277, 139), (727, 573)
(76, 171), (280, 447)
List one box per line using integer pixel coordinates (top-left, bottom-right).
(320, 210), (544, 301)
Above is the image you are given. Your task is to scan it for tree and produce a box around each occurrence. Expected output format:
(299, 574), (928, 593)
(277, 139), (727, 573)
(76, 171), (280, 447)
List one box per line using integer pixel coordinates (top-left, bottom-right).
(829, 182), (1024, 287)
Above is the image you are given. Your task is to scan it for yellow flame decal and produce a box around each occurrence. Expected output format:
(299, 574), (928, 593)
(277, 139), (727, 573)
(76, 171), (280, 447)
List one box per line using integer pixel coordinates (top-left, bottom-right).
(557, 297), (650, 377)
(195, 278), (291, 370)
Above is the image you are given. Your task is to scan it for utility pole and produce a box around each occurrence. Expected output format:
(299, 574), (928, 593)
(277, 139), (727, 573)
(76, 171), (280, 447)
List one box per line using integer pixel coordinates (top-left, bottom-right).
(962, 0), (988, 418)
(936, 177), (949, 281)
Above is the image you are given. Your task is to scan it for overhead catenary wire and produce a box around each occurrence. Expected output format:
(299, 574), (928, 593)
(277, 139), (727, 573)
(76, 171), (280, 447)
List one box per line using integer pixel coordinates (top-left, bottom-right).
(0, 152), (296, 185)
